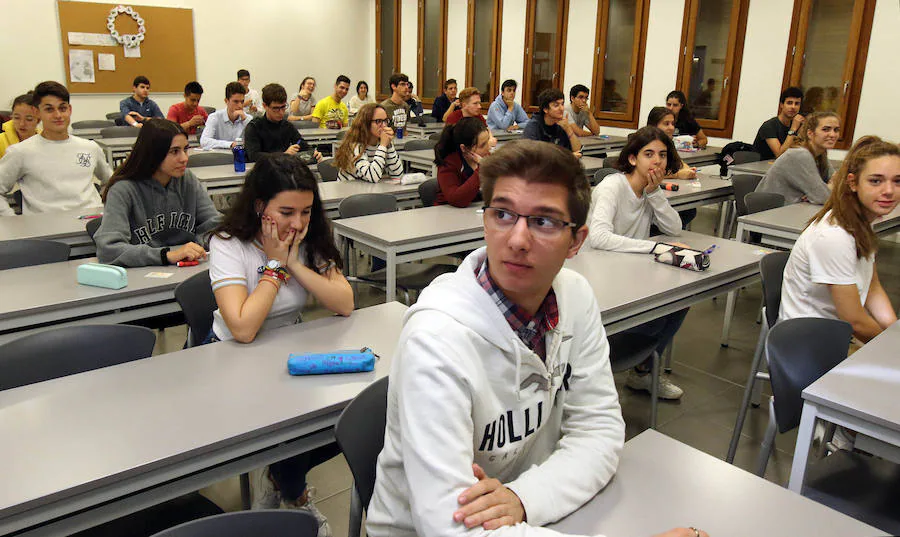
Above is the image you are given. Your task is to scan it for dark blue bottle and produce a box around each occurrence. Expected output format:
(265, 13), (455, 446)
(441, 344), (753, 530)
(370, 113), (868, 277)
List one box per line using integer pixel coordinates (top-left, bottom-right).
(232, 138), (246, 172)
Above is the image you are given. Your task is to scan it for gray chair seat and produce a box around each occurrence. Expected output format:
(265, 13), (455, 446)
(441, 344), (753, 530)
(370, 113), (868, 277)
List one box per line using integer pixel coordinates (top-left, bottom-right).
(592, 167), (619, 185)
(0, 239), (70, 270)
(72, 120), (115, 129)
(100, 125), (139, 138)
(357, 262), (454, 289)
(607, 331), (662, 429)
(402, 139), (437, 152)
(418, 178), (439, 207)
(149, 510), (318, 537)
(188, 152), (233, 168)
(174, 270), (216, 347)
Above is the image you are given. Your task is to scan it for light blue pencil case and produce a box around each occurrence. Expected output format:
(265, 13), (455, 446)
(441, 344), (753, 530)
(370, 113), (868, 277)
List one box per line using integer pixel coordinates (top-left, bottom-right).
(287, 347), (377, 376)
(77, 263), (128, 289)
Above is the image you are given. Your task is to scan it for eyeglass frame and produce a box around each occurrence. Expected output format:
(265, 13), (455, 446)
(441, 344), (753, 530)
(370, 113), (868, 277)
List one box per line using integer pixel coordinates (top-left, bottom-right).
(479, 206), (579, 236)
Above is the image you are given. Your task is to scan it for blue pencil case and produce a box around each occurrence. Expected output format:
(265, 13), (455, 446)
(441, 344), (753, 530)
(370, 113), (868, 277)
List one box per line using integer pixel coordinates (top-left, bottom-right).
(287, 347), (378, 376)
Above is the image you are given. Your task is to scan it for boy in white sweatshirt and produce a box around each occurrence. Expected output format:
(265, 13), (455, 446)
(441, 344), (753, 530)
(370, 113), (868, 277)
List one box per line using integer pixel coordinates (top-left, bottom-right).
(367, 140), (703, 537)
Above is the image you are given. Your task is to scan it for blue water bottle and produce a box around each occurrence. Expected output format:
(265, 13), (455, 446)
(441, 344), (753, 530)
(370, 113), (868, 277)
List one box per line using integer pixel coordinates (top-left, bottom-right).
(395, 125), (404, 139)
(232, 138), (246, 172)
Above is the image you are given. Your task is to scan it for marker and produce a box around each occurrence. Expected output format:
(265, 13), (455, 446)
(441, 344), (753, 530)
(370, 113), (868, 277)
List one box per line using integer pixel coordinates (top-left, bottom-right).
(661, 182), (680, 191)
(177, 260), (199, 267)
(702, 245), (717, 255)
(79, 214), (103, 220)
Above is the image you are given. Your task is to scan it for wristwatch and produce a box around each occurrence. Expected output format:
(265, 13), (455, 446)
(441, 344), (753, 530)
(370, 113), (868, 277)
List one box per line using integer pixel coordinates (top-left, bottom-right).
(265, 259), (282, 270)
(787, 129), (797, 137)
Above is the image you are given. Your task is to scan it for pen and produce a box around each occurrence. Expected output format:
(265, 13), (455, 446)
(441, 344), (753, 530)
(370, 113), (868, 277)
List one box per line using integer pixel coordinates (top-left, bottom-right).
(177, 260), (199, 267)
(702, 245), (717, 255)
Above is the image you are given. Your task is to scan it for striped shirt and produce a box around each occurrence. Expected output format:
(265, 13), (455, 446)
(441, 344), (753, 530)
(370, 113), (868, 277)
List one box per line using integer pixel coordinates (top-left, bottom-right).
(337, 143), (404, 183)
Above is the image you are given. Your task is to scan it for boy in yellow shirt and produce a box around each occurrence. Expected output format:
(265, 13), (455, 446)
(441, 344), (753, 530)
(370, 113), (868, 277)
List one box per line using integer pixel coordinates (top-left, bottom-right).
(312, 75), (350, 129)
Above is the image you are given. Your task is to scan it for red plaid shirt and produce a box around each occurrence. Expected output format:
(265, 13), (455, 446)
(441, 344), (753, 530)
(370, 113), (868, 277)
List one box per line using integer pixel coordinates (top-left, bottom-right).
(476, 259), (559, 361)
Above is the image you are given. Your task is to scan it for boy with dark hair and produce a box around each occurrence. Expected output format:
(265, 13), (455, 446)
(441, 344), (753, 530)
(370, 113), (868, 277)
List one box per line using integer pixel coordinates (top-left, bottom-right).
(564, 84), (600, 137)
(311, 75), (351, 129)
(523, 88), (582, 156)
(120, 75), (163, 127)
(753, 86), (805, 160)
(167, 81), (208, 135)
(237, 69), (262, 114)
(243, 83), (321, 163)
(0, 81), (112, 215)
(487, 79), (530, 132)
(200, 82), (252, 150)
(379, 73), (411, 131)
(432, 78), (458, 121)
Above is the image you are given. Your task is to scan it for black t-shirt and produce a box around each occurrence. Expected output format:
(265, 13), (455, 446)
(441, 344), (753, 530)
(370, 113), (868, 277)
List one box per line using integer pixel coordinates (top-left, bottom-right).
(753, 117), (790, 161)
(522, 112), (572, 150)
(243, 116), (309, 162)
(432, 94), (452, 120)
(674, 115), (701, 136)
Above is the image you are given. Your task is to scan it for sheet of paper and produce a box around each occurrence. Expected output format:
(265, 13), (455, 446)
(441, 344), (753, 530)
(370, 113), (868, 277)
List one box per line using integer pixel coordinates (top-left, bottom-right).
(68, 49), (95, 83)
(97, 53), (116, 71)
(145, 272), (174, 279)
(68, 32), (118, 46)
(124, 45), (141, 58)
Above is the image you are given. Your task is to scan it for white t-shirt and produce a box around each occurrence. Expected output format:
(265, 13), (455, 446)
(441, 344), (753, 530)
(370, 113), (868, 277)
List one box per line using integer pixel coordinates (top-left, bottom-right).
(209, 234), (311, 341)
(779, 211), (875, 323)
(244, 88), (263, 114)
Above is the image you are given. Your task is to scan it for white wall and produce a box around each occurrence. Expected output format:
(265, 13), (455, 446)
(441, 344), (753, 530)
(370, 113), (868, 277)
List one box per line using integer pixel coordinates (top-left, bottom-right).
(0, 0), (373, 123)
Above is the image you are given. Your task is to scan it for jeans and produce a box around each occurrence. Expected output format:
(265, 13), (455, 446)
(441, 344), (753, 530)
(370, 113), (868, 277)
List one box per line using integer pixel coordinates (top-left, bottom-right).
(624, 308), (689, 369)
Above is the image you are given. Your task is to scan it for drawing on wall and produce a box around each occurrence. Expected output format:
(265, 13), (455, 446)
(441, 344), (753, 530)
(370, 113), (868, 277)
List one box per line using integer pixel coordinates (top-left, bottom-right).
(69, 49), (96, 83)
(98, 53), (116, 71)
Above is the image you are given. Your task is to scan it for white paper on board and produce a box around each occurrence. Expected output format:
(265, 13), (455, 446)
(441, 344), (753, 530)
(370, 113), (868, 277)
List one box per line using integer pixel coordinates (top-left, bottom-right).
(98, 53), (116, 71)
(68, 32), (118, 46)
(69, 49), (96, 83)
(123, 45), (141, 58)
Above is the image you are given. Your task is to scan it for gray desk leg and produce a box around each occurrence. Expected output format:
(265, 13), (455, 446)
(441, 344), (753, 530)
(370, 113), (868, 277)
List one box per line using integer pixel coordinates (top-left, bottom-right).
(788, 401), (818, 493)
(716, 202), (728, 238)
(104, 146), (113, 164)
(240, 473), (251, 510)
(720, 291), (737, 347)
(386, 248), (397, 303)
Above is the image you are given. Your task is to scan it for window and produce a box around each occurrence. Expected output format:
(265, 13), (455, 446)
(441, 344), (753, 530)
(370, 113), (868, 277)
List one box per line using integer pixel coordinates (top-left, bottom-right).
(675, 0), (750, 138)
(466, 0), (503, 102)
(376, 0), (401, 101)
(782, 0), (875, 148)
(591, 0), (650, 129)
(522, 0), (569, 111)
(417, 0), (448, 105)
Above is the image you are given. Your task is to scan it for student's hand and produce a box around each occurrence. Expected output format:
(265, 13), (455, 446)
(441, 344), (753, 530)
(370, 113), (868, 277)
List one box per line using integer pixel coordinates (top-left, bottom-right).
(463, 148), (483, 167)
(379, 126), (395, 147)
(645, 168), (665, 193)
(503, 97), (515, 110)
(285, 144), (300, 155)
(652, 528), (709, 537)
(189, 115), (205, 127)
(791, 114), (805, 132)
(453, 463), (525, 530)
(313, 149), (324, 163)
(506, 123), (519, 132)
(128, 111), (145, 122)
(451, 99), (460, 110)
(558, 118), (574, 135)
(677, 167), (698, 179)
(573, 151), (583, 159)
(286, 223), (309, 270)
(668, 242), (692, 249)
(261, 214), (294, 266)
(166, 242), (207, 263)
(249, 105), (258, 113)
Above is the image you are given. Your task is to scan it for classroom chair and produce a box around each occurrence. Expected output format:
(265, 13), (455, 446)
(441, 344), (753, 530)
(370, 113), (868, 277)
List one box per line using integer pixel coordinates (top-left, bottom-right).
(0, 239), (70, 270)
(335, 130), (347, 141)
(100, 125), (139, 138)
(592, 168), (619, 186)
(725, 174), (764, 236)
(72, 119), (115, 129)
(291, 120), (319, 130)
(317, 158), (340, 182)
(602, 156), (618, 168)
(608, 332), (663, 429)
(0, 324), (155, 390)
(725, 251), (789, 463)
(418, 178), (439, 207)
(732, 150), (762, 165)
(428, 132), (442, 141)
(402, 138), (437, 152)
(202, 106), (216, 114)
(335, 376), (389, 537)
(105, 111), (123, 121)
(149, 510), (318, 537)
(187, 152), (233, 168)
(418, 115), (439, 124)
(85, 216), (103, 240)
(174, 270), (216, 348)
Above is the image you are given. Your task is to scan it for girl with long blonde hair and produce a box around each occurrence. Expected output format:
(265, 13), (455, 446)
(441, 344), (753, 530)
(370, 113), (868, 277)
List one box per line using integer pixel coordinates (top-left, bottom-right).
(333, 103), (403, 182)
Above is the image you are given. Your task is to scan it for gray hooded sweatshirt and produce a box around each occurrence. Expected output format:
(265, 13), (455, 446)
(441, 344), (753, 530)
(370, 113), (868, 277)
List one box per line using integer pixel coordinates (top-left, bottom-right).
(95, 169), (221, 267)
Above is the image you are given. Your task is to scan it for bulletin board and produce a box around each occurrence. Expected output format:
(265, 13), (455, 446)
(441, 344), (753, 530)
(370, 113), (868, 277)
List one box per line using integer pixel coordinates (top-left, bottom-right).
(57, 1), (197, 94)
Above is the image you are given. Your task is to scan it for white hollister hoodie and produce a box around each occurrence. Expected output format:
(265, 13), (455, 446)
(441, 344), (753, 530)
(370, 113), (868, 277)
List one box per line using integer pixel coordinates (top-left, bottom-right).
(366, 247), (625, 537)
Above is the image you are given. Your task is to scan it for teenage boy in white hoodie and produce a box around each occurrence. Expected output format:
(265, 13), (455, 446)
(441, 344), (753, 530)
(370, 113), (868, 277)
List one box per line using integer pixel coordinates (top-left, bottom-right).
(367, 140), (706, 537)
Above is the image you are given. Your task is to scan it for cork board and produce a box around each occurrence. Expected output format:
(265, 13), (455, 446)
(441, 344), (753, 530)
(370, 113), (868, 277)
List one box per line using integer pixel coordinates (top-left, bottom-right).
(57, 1), (196, 94)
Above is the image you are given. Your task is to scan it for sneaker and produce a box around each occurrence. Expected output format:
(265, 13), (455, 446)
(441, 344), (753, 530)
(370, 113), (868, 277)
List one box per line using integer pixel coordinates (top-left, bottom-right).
(250, 466), (280, 510)
(625, 370), (684, 400)
(281, 486), (332, 537)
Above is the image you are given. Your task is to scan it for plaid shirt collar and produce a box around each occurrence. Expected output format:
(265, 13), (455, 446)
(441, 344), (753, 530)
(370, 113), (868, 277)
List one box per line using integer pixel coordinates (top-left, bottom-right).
(476, 258), (559, 361)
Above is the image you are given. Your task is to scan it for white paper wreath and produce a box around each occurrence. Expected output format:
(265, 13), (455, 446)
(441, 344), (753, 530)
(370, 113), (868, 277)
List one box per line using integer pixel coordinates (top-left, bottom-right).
(106, 5), (146, 48)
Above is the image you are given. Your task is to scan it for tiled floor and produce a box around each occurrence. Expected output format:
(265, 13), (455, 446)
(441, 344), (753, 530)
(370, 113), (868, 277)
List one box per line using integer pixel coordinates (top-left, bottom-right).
(149, 206), (900, 537)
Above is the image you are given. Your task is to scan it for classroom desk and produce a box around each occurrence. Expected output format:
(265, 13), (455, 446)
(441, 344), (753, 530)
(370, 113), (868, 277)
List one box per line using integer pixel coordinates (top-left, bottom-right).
(405, 122), (445, 137)
(548, 430), (879, 537)
(189, 163), (255, 196)
(0, 302), (405, 537)
(399, 149), (609, 182)
(71, 127), (104, 140)
(0, 258), (207, 345)
(297, 126), (348, 143)
(662, 173), (735, 238)
(789, 320), (900, 494)
(0, 207), (100, 257)
(96, 135), (199, 164)
(579, 134), (628, 157)
(678, 146), (722, 167)
(490, 129), (523, 142)
(732, 158), (843, 177)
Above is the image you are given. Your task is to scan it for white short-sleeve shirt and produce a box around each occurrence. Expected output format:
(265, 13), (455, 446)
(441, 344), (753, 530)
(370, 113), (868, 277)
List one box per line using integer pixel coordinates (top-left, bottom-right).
(209, 234), (310, 341)
(779, 211), (875, 322)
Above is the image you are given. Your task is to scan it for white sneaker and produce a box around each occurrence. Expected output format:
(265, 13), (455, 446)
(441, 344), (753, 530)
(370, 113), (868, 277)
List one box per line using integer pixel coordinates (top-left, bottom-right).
(250, 466), (280, 510)
(625, 370), (684, 400)
(281, 486), (332, 537)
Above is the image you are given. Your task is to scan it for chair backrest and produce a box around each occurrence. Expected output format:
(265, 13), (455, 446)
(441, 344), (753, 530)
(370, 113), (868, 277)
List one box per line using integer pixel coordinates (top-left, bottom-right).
(0, 324), (156, 391)
(602, 156), (619, 168)
(292, 120), (319, 130)
(418, 178), (440, 207)
(760, 251), (790, 328)
(428, 131), (443, 141)
(592, 168), (619, 186)
(732, 150), (762, 165)
(188, 152), (233, 168)
(85, 216), (103, 240)
(150, 510), (318, 537)
(334, 376), (389, 512)
(403, 138), (437, 152)
(72, 120), (115, 129)
(0, 239), (70, 270)
(174, 270), (217, 347)
(766, 318), (852, 433)
(100, 126), (139, 138)
(336, 130), (347, 141)
(202, 106), (216, 114)
(338, 193), (398, 218)
(744, 192), (785, 215)
(419, 115), (439, 124)
(732, 174), (763, 217)
(317, 158), (340, 182)
(105, 111), (123, 121)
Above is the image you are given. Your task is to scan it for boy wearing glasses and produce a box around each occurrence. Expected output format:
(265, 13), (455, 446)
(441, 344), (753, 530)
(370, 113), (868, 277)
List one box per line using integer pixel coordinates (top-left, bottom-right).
(367, 140), (631, 537)
(565, 84), (600, 137)
(243, 83), (322, 163)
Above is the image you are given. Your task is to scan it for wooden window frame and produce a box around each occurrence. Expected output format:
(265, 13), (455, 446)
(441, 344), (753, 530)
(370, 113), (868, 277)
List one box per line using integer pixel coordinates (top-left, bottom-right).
(521, 0), (570, 112)
(465, 0), (503, 111)
(590, 0), (650, 129)
(675, 0), (750, 138)
(417, 0), (449, 106)
(375, 0), (402, 102)
(781, 0), (875, 149)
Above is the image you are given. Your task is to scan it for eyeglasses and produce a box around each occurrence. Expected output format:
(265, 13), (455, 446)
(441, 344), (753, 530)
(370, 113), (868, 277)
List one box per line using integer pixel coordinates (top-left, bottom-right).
(480, 206), (577, 237)
(269, 104), (287, 112)
(372, 118), (387, 126)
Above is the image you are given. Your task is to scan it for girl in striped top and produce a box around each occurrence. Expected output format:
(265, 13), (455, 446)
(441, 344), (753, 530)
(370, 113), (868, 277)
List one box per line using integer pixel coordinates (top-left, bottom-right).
(333, 103), (403, 182)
